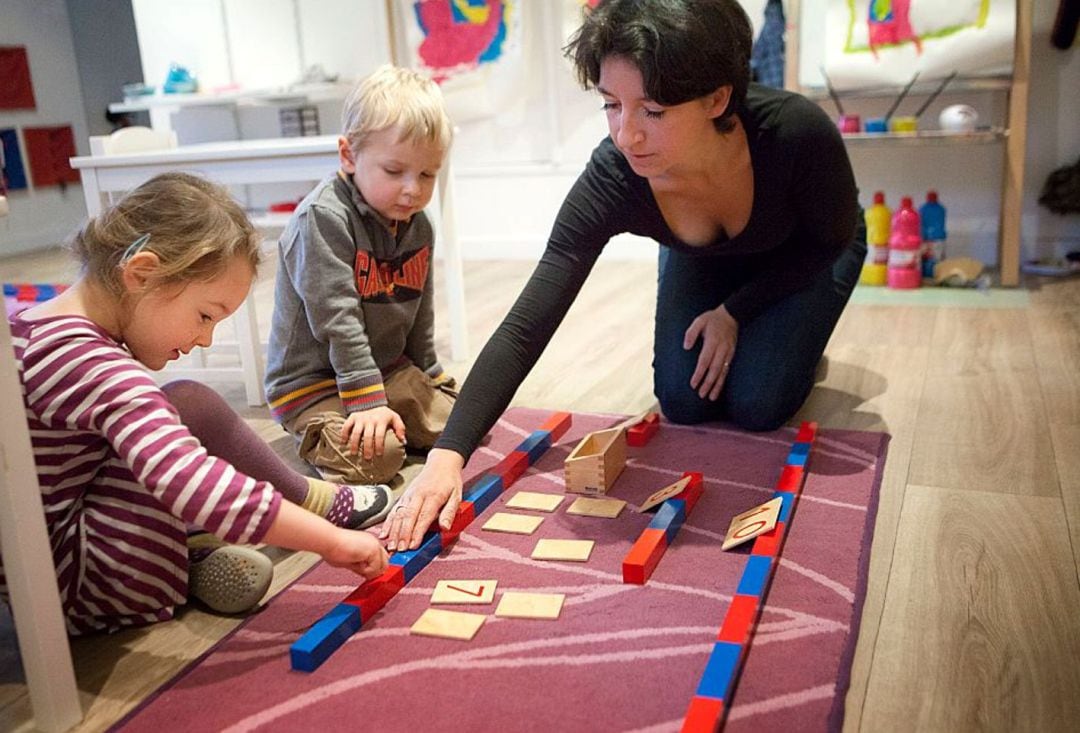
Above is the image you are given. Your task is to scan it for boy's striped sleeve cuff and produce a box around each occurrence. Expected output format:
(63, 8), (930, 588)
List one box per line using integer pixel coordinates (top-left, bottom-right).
(340, 379), (387, 413)
(268, 378), (337, 422)
(425, 362), (445, 380)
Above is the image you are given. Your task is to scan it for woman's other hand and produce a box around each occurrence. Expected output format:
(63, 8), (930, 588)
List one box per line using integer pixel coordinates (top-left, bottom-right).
(684, 304), (738, 400)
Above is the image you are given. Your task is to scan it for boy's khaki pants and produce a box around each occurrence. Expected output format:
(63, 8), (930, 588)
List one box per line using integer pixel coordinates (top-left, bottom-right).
(282, 365), (456, 485)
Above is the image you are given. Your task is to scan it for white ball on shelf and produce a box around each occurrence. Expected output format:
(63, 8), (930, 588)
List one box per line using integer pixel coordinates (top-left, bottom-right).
(938, 104), (979, 133)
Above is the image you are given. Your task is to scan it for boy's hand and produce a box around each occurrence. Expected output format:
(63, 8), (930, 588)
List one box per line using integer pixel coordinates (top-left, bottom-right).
(323, 528), (389, 579)
(431, 373), (457, 389)
(341, 406), (407, 460)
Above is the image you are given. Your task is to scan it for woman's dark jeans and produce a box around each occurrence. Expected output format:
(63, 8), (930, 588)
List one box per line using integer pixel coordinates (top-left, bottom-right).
(653, 232), (866, 431)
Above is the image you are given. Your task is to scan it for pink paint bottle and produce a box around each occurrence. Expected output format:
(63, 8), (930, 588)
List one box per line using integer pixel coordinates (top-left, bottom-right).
(887, 196), (922, 289)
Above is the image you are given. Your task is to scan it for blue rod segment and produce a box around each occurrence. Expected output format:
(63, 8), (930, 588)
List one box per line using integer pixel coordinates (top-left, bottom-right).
(649, 499), (687, 544)
(290, 603), (361, 672)
(389, 531), (443, 582)
(516, 430), (552, 464)
(771, 491), (795, 523)
(736, 555), (773, 597)
(696, 641), (742, 700)
(461, 473), (503, 514)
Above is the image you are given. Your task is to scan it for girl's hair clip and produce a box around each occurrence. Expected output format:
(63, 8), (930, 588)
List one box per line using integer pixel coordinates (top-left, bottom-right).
(118, 233), (151, 266)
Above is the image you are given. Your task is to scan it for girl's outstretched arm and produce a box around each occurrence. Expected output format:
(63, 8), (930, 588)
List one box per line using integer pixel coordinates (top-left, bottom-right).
(263, 501), (389, 578)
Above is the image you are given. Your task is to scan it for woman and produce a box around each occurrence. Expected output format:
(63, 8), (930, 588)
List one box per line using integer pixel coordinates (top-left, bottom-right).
(381, 0), (866, 550)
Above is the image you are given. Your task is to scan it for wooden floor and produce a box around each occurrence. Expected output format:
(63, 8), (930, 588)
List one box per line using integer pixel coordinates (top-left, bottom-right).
(2, 249), (1079, 732)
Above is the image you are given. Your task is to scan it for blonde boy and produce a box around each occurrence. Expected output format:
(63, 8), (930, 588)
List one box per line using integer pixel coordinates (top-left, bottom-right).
(265, 65), (456, 485)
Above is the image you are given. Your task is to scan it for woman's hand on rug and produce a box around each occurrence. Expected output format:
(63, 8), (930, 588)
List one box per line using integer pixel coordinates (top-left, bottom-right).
(380, 448), (464, 551)
(323, 526), (390, 579)
(684, 304), (738, 401)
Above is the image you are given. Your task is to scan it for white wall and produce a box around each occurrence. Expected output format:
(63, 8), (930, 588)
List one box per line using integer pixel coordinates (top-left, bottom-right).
(131, 0), (391, 94)
(0, 0), (91, 256)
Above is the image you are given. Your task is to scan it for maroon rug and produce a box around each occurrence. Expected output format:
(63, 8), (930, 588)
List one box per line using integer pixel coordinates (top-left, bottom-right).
(113, 408), (887, 732)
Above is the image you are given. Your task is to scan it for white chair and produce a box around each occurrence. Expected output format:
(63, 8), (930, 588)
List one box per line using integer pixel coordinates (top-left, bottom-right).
(88, 125), (178, 157)
(86, 127), (268, 406)
(0, 317), (82, 732)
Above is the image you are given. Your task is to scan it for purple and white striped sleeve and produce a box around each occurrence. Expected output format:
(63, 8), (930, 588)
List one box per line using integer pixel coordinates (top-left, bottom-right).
(21, 323), (281, 544)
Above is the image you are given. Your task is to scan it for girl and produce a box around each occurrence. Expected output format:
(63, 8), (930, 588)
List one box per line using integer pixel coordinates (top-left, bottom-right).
(1, 172), (392, 634)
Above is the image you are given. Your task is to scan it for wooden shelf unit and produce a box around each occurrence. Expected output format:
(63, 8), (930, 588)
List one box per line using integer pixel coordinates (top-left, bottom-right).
(783, 0), (1032, 287)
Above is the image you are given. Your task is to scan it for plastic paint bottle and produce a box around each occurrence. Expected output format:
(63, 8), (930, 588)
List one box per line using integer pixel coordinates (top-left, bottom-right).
(887, 196), (922, 289)
(860, 191), (891, 285)
(919, 191), (947, 278)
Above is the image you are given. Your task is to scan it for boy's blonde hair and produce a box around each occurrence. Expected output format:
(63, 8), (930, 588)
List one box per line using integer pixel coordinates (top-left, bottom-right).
(71, 172), (260, 296)
(341, 65), (453, 154)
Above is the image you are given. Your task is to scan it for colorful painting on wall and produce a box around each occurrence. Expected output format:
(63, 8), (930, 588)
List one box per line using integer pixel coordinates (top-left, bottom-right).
(22, 125), (80, 188)
(400, 0), (523, 122)
(406, 0), (516, 80)
(0, 129), (29, 191)
(819, 0), (1016, 89)
(0, 46), (37, 110)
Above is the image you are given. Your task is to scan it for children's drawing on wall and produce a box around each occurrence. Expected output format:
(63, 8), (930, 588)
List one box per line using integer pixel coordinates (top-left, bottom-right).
(866, 0), (924, 58)
(22, 125), (80, 190)
(0, 129), (28, 191)
(817, 0), (1015, 89)
(401, 0), (523, 122)
(0, 46), (37, 110)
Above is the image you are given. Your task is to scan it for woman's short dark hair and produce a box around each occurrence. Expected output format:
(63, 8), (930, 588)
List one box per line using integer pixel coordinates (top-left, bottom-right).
(565, 0), (753, 133)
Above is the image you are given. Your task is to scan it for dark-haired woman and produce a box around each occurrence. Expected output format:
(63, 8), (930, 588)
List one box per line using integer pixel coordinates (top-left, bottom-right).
(382, 0), (866, 550)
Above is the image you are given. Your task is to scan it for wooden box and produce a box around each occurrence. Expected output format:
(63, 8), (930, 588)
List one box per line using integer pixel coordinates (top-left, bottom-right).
(564, 427), (626, 495)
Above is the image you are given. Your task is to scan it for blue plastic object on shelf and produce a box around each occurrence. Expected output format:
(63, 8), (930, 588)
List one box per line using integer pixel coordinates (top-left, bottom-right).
(163, 63), (197, 94)
(919, 191), (947, 278)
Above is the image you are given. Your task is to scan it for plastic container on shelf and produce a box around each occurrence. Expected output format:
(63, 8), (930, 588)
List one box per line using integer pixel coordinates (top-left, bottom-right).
(860, 191), (891, 285)
(864, 117), (888, 133)
(919, 190), (947, 278)
(887, 196), (922, 289)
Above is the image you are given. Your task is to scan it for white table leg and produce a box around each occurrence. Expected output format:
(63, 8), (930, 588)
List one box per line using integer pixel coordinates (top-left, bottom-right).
(436, 165), (469, 363)
(78, 165), (105, 218)
(0, 319), (82, 733)
(232, 291), (266, 406)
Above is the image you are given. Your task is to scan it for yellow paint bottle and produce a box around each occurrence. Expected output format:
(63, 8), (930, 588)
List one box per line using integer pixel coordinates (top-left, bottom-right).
(861, 191), (890, 286)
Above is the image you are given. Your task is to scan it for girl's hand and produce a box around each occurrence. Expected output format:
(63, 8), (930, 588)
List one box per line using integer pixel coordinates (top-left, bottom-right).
(261, 502), (388, 579)
(380, 448), (463, 551)
(341, 406), (406, 460)
(323, 527), (390, 579)
(683, 304), (739, 401)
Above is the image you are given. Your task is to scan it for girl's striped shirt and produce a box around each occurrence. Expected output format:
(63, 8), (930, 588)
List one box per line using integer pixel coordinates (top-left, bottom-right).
(0, 313), (281, 634)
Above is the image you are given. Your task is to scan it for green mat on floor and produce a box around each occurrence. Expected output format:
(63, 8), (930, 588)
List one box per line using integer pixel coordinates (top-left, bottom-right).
(850, 285), (1028, 308)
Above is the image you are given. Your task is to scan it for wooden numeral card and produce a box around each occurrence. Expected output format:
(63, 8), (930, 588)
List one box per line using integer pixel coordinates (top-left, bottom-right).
(495, 591), (565, 619)
(531, 539), (594, 562)
(482, 512), (545, 534)
(638, 476), (691, 512)
(430, 579), (498, 605)
(721, 497), (782, 551)
(410, 608), (487, 641)
(505, 491), (564, 513)
(566, 496), (626, 518)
